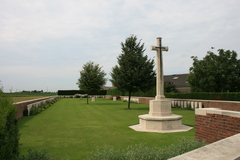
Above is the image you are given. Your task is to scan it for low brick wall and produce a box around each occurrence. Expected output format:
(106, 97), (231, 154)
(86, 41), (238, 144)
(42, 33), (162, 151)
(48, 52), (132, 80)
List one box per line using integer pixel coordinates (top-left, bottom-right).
(200, 100), (240, 111)
(195, 108), (240, 143)
(14, 96), (57, 119)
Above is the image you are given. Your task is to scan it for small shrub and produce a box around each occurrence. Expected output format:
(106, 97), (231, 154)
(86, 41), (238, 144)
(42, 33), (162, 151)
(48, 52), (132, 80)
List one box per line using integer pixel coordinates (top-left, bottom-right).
(23, 109), (28, 116)
(30, 105), (41, 115)
(172, 105), (181, 109)
(28, 98), (59, 116)
(19, 149), (52, 160)
(88, 138), (206, 160)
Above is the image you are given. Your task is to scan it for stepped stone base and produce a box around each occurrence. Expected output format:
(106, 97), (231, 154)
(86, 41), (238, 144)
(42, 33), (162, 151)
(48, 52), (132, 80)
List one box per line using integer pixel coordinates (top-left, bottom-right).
(129, 114), (192, 133)
(129, 98), (193, 133)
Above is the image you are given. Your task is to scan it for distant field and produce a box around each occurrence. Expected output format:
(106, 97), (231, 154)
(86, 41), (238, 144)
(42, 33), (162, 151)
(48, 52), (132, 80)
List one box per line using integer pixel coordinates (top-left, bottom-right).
(1, 92), (57, 97)
(1, 93), (57, 103)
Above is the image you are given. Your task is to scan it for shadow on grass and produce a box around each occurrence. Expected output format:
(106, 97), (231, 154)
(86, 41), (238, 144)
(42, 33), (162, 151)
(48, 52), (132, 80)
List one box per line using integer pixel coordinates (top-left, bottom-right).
(17, 115), (36, 129)
(126, 107), (149, 111)
(92, 102), (125, 105)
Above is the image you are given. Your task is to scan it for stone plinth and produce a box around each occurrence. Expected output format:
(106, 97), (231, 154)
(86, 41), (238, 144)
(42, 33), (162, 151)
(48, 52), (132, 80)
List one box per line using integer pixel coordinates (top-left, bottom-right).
(149, 99), (172, 116)
(130, 99), (192, 133)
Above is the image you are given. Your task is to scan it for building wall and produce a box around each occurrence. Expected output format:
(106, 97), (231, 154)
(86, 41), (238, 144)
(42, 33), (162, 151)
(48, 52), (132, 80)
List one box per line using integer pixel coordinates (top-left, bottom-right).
(195, 108), (240, 143)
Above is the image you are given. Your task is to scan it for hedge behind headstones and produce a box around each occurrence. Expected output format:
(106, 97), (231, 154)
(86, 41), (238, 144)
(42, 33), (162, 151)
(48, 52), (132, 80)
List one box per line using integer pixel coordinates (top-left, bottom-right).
(58, 90), (106, 95)
(106, 89), (240, 101)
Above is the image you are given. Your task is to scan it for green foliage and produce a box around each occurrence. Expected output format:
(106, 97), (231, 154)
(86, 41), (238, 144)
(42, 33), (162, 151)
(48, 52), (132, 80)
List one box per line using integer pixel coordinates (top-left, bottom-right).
(0, 80), (3, 93)
(77, 61), (107, 94)
(0, 96), (20, 160)
(30, 105), (41, 115)
(188, 49), (240, 92)
(110, 35), (155, 109)
(19, 149), (53, 160)
(107, 89), (240, 101)
(29, 98), (60, 116)
(76, 61), (107, 104)
(165, 92), (240, 101)
(89, 138), (206, 160)
(164, 81), (178, 93)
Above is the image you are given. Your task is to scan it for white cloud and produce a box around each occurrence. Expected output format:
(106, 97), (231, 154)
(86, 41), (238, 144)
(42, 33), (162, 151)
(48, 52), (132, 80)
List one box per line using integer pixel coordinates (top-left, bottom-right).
(1, 0), (240, 92)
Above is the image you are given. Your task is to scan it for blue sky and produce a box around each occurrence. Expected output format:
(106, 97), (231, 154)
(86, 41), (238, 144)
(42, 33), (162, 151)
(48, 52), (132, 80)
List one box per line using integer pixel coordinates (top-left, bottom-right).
(1, 0), (240, 92)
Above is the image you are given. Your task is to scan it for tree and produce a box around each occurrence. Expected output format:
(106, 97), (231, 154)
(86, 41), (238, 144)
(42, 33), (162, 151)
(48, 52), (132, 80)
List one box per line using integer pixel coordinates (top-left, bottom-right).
(0, 96), (20, 159)
(0, 80), (3, 93)
(77, 61), (107, 104)
(164, 81), (178, 93)
(188, 49), (240, 92)
(110, 35), (155, 109)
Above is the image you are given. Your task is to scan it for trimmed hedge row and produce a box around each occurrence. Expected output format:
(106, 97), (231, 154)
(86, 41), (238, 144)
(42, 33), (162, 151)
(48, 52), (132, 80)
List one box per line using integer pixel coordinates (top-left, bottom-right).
(165, 92), (240, 101)
(106, 89), (155, 97)
(107, 89), (240, 101)
(58, 90), (107, 95)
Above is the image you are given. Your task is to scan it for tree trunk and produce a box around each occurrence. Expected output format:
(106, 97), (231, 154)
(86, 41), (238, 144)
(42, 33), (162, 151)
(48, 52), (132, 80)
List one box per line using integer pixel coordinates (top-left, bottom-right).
(127, 91), (132, 109)
(86, 95), (89, 104)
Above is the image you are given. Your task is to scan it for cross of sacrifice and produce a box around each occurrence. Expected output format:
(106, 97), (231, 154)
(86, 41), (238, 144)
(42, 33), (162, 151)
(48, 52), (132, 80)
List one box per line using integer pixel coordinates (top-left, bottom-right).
(150, 37), (168, 101)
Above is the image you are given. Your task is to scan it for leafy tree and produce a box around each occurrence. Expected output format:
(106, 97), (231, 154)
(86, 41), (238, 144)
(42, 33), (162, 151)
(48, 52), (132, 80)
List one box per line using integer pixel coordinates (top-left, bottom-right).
(188, 49), (240, 92)
(164, 81), (178, 93)
(0, 80), (3, 93)
(110, 35), (155, 109)
(77, 61), (107, 104)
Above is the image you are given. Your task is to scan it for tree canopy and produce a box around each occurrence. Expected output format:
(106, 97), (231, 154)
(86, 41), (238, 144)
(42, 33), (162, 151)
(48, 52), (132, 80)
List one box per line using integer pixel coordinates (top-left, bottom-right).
(77, 61), (107, 103)
(188, 49), (240, 92)
(110, 35), (155, 109)
(164, 81), (178, 93)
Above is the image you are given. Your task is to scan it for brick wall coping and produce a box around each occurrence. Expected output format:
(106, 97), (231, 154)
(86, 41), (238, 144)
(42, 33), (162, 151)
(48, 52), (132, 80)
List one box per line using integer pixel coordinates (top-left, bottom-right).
(13, 96), (57, 105)
(170, 133), (240, 160)
(195, 108), (240, 118)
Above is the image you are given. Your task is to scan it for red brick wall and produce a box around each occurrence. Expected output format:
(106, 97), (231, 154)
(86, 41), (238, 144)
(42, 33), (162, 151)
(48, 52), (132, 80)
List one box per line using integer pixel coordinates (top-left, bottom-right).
(196, 113), (240, 143)
(15, 97), (55, 119)
(201, 101), (240, 111)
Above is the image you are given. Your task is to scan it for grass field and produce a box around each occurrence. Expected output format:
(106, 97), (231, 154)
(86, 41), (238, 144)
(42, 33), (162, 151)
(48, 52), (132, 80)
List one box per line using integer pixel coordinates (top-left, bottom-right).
(0, 92), (57, 103)
(1, 92), (57, 97)
(18, 98), (195, 160)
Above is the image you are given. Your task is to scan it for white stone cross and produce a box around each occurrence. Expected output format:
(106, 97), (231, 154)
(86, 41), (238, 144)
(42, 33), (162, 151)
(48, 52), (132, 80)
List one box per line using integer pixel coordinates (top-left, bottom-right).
(150, 37), (168, 100)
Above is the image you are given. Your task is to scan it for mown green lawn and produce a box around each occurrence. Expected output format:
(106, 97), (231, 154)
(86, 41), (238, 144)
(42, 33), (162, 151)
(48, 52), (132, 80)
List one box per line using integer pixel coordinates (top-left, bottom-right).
(18, 98), (195, 160)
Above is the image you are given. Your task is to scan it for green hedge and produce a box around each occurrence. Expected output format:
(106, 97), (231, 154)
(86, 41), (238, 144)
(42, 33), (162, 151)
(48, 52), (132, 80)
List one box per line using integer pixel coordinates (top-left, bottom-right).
(165, 92), (240, 101)
(58, 90), (107, 95)
(106, 89), (155, 97)
(0, 96), (20, 160)
(107, 89), (240, 101)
